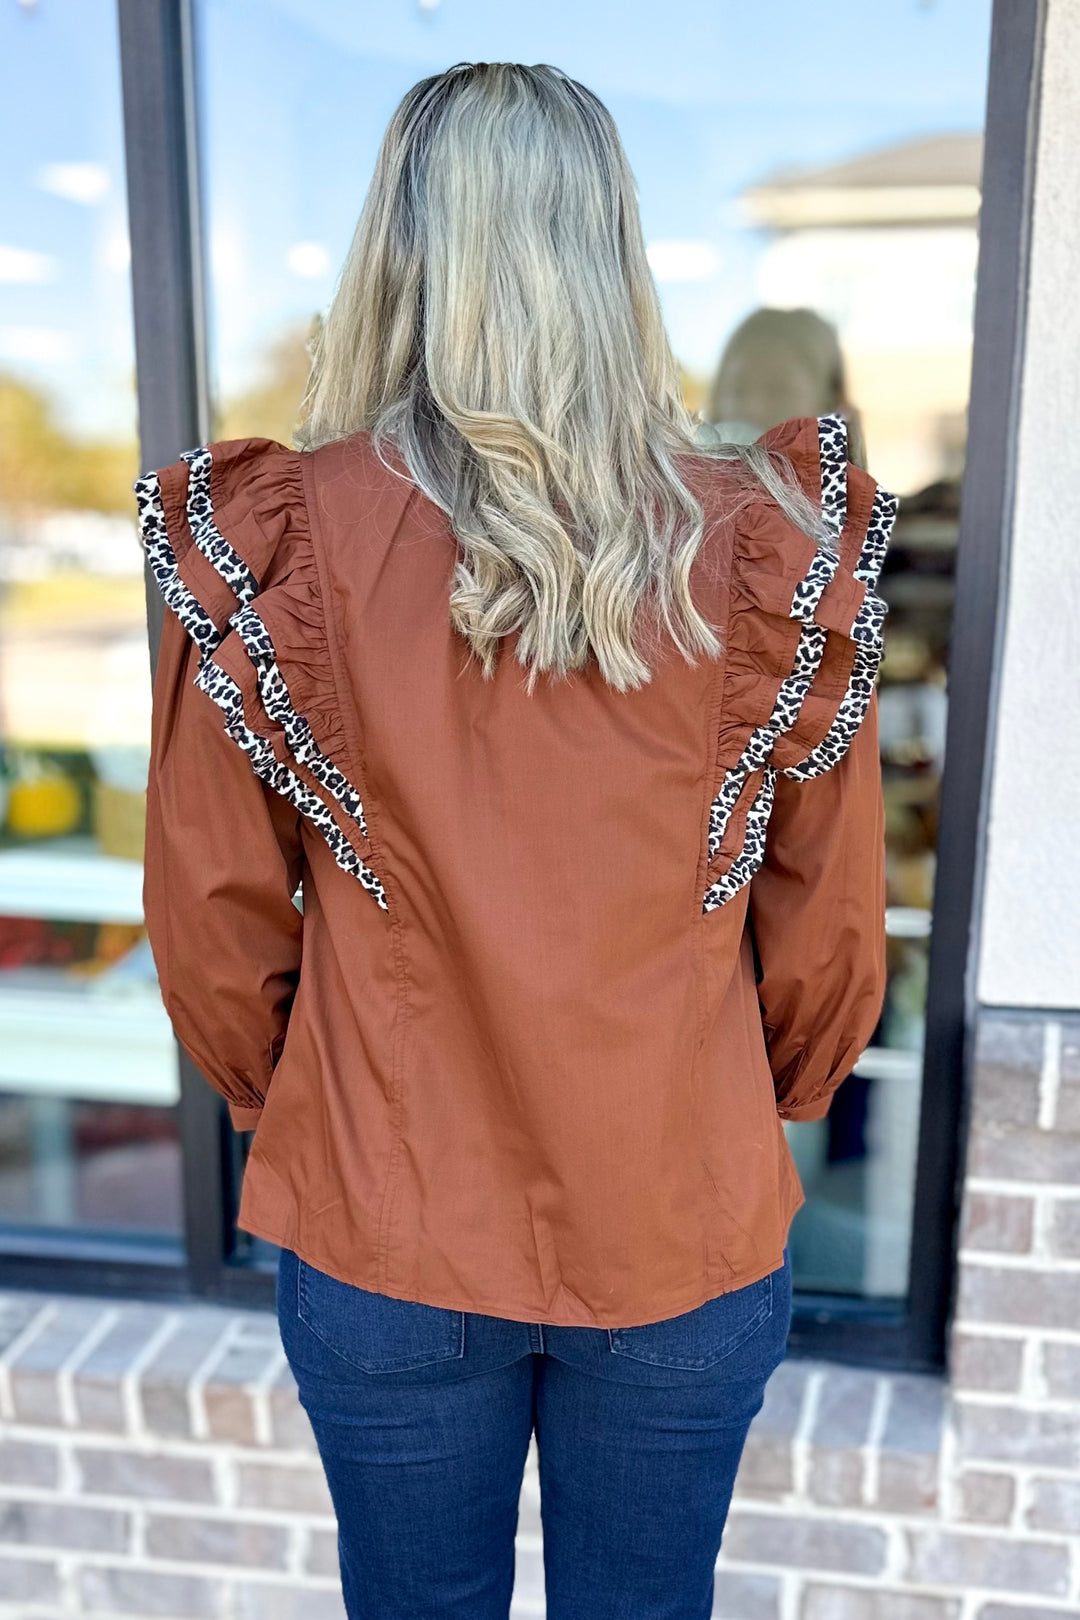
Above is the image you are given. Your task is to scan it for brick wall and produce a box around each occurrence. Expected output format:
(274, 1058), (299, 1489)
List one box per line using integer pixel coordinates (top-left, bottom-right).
(1, 1009), (1077, 1619)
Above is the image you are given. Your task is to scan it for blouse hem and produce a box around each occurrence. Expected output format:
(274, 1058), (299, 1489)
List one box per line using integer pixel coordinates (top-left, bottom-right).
(235, 1187), (806, 1330)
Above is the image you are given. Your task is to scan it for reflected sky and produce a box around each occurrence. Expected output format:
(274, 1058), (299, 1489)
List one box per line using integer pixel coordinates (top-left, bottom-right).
(0, 0), (992, 433)
(0, 0), (131, 434)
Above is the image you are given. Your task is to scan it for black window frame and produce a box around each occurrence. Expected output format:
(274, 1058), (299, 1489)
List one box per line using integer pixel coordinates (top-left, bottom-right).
(0, 0), (1047, 1361)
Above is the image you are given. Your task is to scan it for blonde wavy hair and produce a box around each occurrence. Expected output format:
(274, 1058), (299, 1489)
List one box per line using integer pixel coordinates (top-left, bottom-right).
(297, 61), (820, 691)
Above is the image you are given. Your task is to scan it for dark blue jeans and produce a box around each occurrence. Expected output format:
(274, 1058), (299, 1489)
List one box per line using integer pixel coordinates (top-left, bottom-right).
(277, 1247), (792, 1620)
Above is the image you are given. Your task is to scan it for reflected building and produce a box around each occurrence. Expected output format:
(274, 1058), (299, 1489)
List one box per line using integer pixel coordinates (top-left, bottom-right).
(741, 132), (981, 497)
(701, 135), (980, 1297)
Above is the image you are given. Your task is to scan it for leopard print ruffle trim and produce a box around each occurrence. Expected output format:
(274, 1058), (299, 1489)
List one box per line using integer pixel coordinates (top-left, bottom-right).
(703, 767), (778, 913)
(782, 482), (897, 785)
(135, 455), (388, 911)
(703, 414), (895, 908)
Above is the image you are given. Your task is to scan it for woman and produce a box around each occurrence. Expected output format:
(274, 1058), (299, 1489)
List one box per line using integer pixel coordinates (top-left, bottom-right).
(138, 62), (890, 1620)
(702, 304), (868, 467)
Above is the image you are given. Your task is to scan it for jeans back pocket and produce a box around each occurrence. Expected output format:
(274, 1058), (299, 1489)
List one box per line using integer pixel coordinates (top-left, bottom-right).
(608, 1271), (774, 1369)
(296, 1260), (466, 1373)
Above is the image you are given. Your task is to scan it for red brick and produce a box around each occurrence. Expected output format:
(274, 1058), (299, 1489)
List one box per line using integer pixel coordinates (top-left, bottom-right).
(76, 1446), (215, 1502)
(1054, 1081), (1080, 1133)
(970, 1076), (1041, 1130)
(268, 1363), (318, 1452)
(903, 1529), (1069, 1596)
(1041, 1340), (1080, 1400)
(802, 1588), (960, 1620)
(74, 1306), (174, 1433)
(808, 1447), (864, 1507)
(722, 1511), (886, 1575)
(0, 1555), (61, 1605)
(234, 1459), (334, 1517)
(971, 1020), (1044, 1128)
(79, 1563), (224, 1617)
(813, 1369), (879, 1447)
(736, 1427), (794, 1498)
(145, 1512), (290, 1569)
(751, 1359), (810, 1437)
(1024, 1475), (1080, 1535)
(955, 1401), (1080, 1469)
(139, 1310), (233, 1439)
(974, 1018), (1046, 1069)
(231, 1582), (346, 1620)
(956, 1470), (1016, 1525)
(736, 1361), (809, 1498)
(0, 1498), (129, 1552)
(977, 1607), (1080, 1620)
(0, 1296), (49, 1358)
(875, 1452), (940, 1514)
(966, 1126), (1080, 1185)
(233, 1319), (283, 1350)
(882, 1376), (945, 1455)
(9, 1300), (108, 1425)
(712, 1568), (781, 1619)
(950, 1332), (1024, 1394)
(1055, 1030), (1080, 1122)
(808, 1369), (879, 1506)
(202, 1337), (283, 1446)
(956, 1263), (1080, 1331)
(305, 1528), (339, 1578)
(0, 1437), (60, 1488)
(1062, 1035), (1080, 1081)
(1046, 1198), (1080, 1258)
(961, 1194), (1034, 1254)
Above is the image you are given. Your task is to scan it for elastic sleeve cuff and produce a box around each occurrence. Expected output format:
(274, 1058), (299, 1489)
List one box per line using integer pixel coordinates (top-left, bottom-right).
(777, 1093), (833, 1123)
(228, 1102), (264, 1132)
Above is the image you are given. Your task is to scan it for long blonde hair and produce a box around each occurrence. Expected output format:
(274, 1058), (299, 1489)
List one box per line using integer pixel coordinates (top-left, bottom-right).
(298, 62), (820, 691)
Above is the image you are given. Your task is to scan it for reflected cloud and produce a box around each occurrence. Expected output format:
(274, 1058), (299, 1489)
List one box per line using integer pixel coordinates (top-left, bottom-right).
(0, 245), (57, 284)
(101, 232), (131, 274)
(36, 162), (111, 206)
(0, 326), (74, 362)
(210, 230), (245, 286)
(286, 241), (331, 278)
(645, 240), (721, 284)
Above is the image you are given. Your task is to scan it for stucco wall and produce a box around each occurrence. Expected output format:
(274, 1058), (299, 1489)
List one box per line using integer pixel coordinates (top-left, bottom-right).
(978, 0), (1080, 1008)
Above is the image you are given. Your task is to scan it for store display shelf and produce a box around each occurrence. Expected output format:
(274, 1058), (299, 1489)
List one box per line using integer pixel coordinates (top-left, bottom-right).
(885, 906), (932, 939)
(0, 841), (144, 924)
(891, 517), (958, 550)
(854, 1045), (922, 1084)
(0, 978), (178, 1106)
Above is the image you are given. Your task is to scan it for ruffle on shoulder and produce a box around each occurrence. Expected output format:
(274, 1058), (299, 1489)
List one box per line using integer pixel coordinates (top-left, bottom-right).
(703, 414), (897, 912)
(135, 439), (388, 911)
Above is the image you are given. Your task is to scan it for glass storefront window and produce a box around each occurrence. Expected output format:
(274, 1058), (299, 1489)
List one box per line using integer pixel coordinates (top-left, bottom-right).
(0, 0), (180, 1245)
(193, 0), (992, 1303)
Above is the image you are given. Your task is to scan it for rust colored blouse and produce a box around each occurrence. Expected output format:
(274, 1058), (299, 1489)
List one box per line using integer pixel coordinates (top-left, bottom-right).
(137, 413), (891, 1328)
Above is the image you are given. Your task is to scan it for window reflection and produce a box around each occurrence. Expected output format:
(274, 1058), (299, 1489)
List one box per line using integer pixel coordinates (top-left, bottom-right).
(0, 0), (180, 1244)
(196, 0), (991, 1299)
(697, 133), (977, 1296)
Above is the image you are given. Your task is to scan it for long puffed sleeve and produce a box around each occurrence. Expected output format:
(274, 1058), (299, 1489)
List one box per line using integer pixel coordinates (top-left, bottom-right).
(144, 608), (303, 1130)
(749, 689), (887, 1122)
(135, 436), (380, 1130)
(699, 413), (895, 1121)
